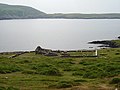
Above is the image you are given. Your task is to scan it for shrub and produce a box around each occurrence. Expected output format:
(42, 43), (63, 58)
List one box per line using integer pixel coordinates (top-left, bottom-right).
(0, 86), (6, 90)
(7, 87), (19, 90)
(110, 78), (120, 84)
(31, 63), (62, 76)
(0, 64), (22, 74)
(57, 82), (72, 88)
(56, 81), (72, 88)
(39, 67), (62, 76)
(82, 62), (120, 79)
(0, 86), (19, 90)
(18, 60), (32, 64)
(72, 71), (84, 76)
(55, 80), (81, 88)
(103, 65), (120, 77)
(79, 61), (92, 65)
(74, 79), (87, 82)
(83, 71), (98, 79)
(115, 53), (120, 55)
(63, 66), (72, 71)
(105, 65), (119, 72)
(31, 63), (51, 70)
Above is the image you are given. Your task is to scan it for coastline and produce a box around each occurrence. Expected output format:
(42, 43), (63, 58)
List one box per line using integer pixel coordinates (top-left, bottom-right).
(1, 17), (120, 21)
(1, 36), (120, 55)
(89, 40), (120, 48)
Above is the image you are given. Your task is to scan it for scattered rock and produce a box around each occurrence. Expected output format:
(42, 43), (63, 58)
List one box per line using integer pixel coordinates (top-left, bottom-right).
(61, 51), (70, 57)
(45, 52), (58, 56)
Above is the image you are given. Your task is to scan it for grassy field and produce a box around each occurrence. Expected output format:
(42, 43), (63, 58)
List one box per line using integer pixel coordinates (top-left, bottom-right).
(0, 47), (120, 90)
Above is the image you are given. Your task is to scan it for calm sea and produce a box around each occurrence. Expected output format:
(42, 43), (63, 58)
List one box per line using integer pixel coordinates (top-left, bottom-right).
(0, 19), (120, 52)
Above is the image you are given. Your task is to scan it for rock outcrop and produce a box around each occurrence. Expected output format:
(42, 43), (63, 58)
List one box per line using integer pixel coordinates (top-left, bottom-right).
(44, 52), (58, 56)
(35, 46), (58, 56)
(89, 40), (120, 48)
(35, 46), (46, 54)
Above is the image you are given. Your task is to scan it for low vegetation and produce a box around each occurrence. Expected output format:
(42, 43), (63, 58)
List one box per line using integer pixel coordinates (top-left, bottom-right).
(0, 47), (120, 90)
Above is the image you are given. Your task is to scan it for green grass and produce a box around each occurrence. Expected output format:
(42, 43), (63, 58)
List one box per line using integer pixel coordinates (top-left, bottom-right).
(0, 48), (120, 90)
(112, 40), (120, 47)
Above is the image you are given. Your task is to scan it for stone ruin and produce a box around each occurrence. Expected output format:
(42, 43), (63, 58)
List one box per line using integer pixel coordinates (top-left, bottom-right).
(35, 46), (58, 56)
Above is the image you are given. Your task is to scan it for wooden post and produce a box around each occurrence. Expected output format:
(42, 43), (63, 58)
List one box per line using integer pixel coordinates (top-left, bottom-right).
(95, 49), (98, 56)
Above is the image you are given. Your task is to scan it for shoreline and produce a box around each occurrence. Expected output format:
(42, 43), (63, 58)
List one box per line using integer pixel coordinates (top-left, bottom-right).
(89, 36), (120, 48)
(89, 40), (120, 48)
(1, 18), (120, 21)
(1, 36), (120, 54)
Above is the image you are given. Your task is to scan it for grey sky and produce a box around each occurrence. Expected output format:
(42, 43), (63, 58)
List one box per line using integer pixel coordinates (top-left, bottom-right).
(0, 0), (120, 13)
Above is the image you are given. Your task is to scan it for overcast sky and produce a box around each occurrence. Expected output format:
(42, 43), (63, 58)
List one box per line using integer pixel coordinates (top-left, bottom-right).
(0, 0), (120, 14)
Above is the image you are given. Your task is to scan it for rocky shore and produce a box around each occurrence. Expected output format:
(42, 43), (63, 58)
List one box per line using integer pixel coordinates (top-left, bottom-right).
(89, 40), (120, 48)
(118, 36), (120, 39)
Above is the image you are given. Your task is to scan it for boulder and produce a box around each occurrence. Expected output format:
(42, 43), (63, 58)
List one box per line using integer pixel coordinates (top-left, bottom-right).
(35, 46), (52, 55)
(35, 46), (44, 54)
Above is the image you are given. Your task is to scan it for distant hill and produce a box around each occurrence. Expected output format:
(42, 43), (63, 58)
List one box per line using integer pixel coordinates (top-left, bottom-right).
(49, 13), (120, 19)
(0, 3), (120, 20)
(0, 3), (47, 19)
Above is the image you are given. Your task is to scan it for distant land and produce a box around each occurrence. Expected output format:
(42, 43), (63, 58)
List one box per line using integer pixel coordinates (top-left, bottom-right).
(0, 3), (120, 20)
